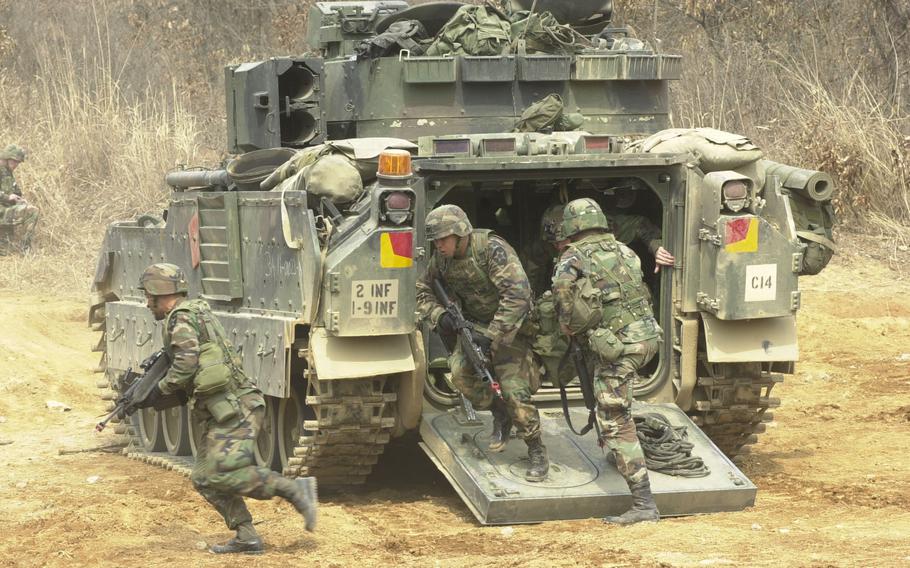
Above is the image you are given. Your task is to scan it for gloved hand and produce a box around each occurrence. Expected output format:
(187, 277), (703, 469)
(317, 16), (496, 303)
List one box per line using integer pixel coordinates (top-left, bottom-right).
(437, 312), (458, 336)
(135, 385), (165, 410)
(470, 330), (493, 357)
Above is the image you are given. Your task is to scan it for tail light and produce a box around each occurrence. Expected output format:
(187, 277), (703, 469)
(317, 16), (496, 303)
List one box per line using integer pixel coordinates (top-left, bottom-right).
(722, 180), (750, 212)
(383, 191), (412, 225)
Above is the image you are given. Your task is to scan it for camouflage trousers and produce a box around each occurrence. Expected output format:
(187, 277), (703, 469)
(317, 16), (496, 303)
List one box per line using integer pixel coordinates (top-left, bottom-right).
(590, 336), (659, 485)
(0, 202), (38, 250)
(190, 391), (283, 531)
(450, 336), (542, 441)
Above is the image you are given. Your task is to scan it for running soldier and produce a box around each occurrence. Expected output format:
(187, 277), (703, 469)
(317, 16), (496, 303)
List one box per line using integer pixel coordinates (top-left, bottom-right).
(134, 263), (318, 554)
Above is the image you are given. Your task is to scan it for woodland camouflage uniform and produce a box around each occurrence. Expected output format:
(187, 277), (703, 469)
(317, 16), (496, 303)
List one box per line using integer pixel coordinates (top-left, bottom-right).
(0, 144), (39, 251)
(138, 263), (316, 554)
(552, 198), (662, 524)
(417, 204), (548, 481)
(606, 212), (663, 258)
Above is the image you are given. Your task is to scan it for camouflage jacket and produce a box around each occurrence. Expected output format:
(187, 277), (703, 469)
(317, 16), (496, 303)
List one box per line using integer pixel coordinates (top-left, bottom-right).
(520, 238), (559, 298)
(158, 298), (255, 396)
(417, 230), (532, 350)
(607, 212), (663, 255)
(0, 166), (21, 206)
(553, 231), (660, 343)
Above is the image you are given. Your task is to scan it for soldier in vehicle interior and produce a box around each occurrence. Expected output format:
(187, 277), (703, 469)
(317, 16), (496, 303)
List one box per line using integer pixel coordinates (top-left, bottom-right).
(605, 186), (675, 272)
(133, 264), (318, 554)
(552, 199), (662, 524)
(524, 203), (577, 388)
(0, 144), (39, 253)
(521, 203), (568, 298)
(417, 204), (550, 482)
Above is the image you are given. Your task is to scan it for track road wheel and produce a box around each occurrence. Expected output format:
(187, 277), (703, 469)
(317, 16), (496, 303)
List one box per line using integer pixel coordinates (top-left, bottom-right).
(255, 396), (280, 470)
(134, 408), (166, 452)
(162, 405), (192, 456)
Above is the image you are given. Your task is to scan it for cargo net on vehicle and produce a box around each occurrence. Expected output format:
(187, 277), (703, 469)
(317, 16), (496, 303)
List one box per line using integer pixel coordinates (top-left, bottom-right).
(634, 413), (711, 478)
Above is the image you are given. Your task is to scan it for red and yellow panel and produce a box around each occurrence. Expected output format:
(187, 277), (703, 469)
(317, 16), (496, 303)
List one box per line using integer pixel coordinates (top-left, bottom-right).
(380, 231), (414, 268)
(725, 217), (759, 253)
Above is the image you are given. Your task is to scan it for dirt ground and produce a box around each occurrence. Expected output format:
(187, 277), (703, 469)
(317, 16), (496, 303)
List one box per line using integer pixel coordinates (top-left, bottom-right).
(1, 233), (909, 568)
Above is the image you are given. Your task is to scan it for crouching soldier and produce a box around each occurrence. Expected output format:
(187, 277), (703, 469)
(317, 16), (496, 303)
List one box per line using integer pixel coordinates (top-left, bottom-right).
(135, 263), (318, 553)
(552, 199), (661, 524)
(416, 205), (549, 481)
(0, 144), (39, 253)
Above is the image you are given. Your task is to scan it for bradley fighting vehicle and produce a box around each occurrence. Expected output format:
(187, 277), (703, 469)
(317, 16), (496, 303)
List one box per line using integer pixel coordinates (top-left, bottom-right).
(89, 0), (836, 524)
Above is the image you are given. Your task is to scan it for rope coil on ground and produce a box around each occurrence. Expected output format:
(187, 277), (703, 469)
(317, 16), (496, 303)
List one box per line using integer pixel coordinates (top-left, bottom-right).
(635, 413), (711, 478)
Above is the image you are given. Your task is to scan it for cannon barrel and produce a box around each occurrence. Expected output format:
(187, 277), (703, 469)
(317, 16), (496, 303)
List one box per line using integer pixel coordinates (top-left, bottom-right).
(165, 169), (232, 189)
(759, 160), (833, 202)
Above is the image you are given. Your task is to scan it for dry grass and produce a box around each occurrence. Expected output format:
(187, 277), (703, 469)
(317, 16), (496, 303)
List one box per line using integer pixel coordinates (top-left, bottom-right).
(0, 12), (212, 296)
(1, 0), (909, 296)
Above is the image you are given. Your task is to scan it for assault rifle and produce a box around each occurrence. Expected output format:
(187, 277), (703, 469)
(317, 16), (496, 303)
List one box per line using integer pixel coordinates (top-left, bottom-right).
(559, 336), (600, 438)
(95, 349), (173, 432)
(432, 277), (503, 400)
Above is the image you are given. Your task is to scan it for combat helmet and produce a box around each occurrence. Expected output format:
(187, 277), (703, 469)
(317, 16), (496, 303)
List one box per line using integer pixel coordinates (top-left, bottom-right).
(540, 204), (565, 242)
(425, 204), (473, 240)
(562, 198), (608, 239)
(138, 263), (188, 295)
(0, 144), (27, 162)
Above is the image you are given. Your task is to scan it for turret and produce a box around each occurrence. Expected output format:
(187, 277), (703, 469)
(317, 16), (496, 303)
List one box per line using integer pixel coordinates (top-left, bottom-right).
(226, 1), (682, 153)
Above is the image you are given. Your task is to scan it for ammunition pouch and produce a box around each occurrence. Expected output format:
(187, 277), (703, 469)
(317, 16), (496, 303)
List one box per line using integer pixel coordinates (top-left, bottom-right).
(193, 344), (238, 423)
(534, 291), (559, 335)
(587, 327), (624, 364)
(203, 389), (240, 424)
(565, 277), (603, 335)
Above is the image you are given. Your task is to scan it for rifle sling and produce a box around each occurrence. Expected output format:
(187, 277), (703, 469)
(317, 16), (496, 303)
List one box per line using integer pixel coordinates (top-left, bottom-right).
(559, 382), (597, 437)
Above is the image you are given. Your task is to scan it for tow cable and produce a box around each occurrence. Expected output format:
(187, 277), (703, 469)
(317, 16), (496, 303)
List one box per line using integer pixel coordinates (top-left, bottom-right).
(635, 413), (711, 478)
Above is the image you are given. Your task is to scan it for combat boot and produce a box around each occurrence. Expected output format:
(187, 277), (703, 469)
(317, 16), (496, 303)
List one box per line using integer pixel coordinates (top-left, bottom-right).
(602, 477), (660, 525)
(275, 476), (319, 531)
(525, 436), (549, 482)
(209, 522), (264, 555)
(488, 399), (512, 452)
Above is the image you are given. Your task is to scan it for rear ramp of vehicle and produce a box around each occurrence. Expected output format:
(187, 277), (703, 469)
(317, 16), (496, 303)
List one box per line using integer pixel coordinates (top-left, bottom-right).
(419, 402), (755, 524)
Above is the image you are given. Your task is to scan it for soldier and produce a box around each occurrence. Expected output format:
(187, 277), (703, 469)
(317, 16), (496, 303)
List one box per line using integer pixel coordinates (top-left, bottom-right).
(552, 198), (661, 524)
(0, 144), (39, 253)
(526, 204), (576, 387)
(606, 188), (675, 272)
(133, 263), (318, 554)
(417, 205), (549, 481)
(521, 203), (566, 298)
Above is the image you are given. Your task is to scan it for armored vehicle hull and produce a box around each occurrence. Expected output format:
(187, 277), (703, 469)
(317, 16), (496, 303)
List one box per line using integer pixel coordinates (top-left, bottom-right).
(91, 1), (835, 523)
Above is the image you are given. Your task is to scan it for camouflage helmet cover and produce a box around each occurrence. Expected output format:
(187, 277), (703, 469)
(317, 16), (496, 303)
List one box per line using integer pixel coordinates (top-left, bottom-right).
(0, 144), (27, 162)
(425, 204), (473, 240)
(139, 263), (188, 295)
(562, 197), (608, 238)
(540, 204), (565, 242)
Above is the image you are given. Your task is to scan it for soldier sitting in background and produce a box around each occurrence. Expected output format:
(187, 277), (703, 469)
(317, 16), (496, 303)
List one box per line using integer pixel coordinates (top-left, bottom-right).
(134, 263), (318, 554)
(0, 144), (39, 253)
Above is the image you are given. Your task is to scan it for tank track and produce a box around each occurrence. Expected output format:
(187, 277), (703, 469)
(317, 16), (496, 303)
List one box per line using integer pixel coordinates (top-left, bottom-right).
(283, 373), (397, 486)
(689, 370), (781, 458)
